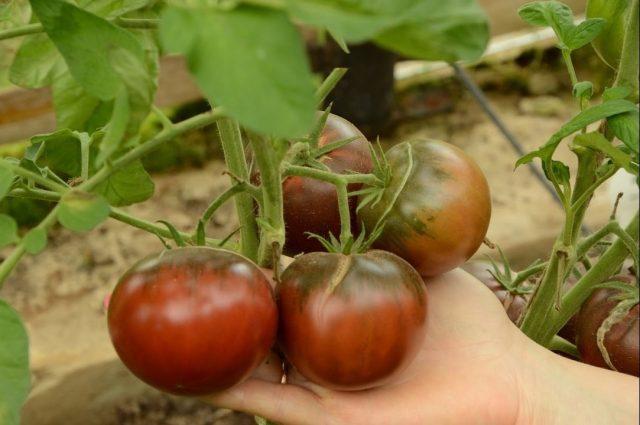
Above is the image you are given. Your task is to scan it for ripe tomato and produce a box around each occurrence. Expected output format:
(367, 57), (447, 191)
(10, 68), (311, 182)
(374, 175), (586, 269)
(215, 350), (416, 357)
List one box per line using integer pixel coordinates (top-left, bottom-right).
(587, 0), (635, 70)
(576, 275), (639, 376)
(107, 247), (278, 395)
(283, 113), (373, 255)
(277, 250), (427, 390)
(358, 139), (491, 277)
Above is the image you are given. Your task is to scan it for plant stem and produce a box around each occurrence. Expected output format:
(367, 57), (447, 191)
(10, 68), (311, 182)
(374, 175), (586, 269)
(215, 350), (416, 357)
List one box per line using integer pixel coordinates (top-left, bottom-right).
(151, 105), (174, 130)
(82, 109), (224, 192)
(335, 182), (352, 248)
(0, 159), (68, 193)
(201, 181), (260, 224)
(613, 0), (639, 102)
(0, 205), (59, 288)
(0, 18), (159, 41)
(568, 148), (598, 240)
(562, 49), (579, 87)
(577, 220), (640, 266)
(284, 165), (380, 186)
(315, 68), (348, 105)
(249, 134), (285, 267)
(545, 213), (639, 343)
(549, 335), (579, 358)
(8, 188), (60, 201)
(512, 262), (547, 287)
(216, 118), (259, 261)
(109, 208), (220, 246)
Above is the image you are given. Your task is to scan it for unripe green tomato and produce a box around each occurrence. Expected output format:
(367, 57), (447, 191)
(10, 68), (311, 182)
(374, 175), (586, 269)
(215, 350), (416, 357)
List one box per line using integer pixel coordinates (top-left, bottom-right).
(587, 0), (634, 70)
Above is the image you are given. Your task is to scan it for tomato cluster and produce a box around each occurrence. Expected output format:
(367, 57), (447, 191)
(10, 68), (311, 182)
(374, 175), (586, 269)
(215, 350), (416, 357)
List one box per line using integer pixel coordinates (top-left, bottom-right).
(108, 114), (492, 394)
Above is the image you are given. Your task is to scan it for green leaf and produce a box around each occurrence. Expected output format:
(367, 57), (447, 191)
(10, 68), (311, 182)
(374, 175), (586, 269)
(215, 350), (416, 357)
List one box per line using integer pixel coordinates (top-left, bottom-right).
(564, 18), (605, 50)
(9, 35), (63, 89)
(23, 228), (48, 255)
(57, 190), (110, 232)
(603, 86), (632, 101)
(284, 0), (409, 43)
(287, 0), (489, 61)
(0, 214), (18, 248)
(94, 160), (154, 206)
(0, 163), (14, 200)
(518, 1), (574, 44)
(572, 81), (593, 100)
(375, 3), (489, 62)
(160, 5), (316, 137)
(573, 132), (635, 173)
(78, 0), (153, 18)
(516, 99), (638, 166)
(30, 0), (143, 100)
(0, 301), (30, 425)
(51, 73), (110, 131)
(98, 87), (130, 163)
(30, 130), (83, 177)
(608, 110), (639, 154)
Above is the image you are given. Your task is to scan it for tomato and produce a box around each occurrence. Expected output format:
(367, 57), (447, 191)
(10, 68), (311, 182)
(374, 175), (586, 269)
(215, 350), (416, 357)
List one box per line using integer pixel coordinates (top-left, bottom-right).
(462, 261), (529, 323)
(277, 250), (427, 390)
(587, 0), (635, 70)
(358, 139), (491, 277)
(282, 113), (373, 255)
(576, 275), (639, 376)
(107, 247), (278, 395)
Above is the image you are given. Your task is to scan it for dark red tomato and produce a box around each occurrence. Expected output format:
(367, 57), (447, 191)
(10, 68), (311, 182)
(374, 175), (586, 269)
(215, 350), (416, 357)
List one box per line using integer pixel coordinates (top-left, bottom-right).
(107, 247), (278, 395)
(576, 275), (639, 377)
(283, 113), (373, 255)
(462, 261), (528, 324)
(277, 250), (427, 390)
(358, 139), (491, 277)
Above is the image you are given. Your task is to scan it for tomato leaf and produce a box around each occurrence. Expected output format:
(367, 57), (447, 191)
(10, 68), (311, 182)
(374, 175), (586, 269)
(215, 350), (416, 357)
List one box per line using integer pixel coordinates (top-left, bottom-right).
(573, 132), (635, 173)
(0, 214), (18, 248)
(51, 73), (111, 132)
(0, 301), (30, 425)
(608, 110), (639, 154)
(603, 86), (632, 101)
(0, 163), (14, 201)
(77, 0), (153, 18)
(9, 35), (63, 89)
(94, 160), (155, 206)
(30, 129), (83, 177)
(374, 2), (489, 62)
(99, 87), (131, 163)
(516, 99), (638, 166)
(57, 190), (110, 232)
(518, 1), (574, 47)
(23, 228), (48, 255)
(572, 81), (593, 101)
(160, 5), (316, 138)
(564, 18), (605, 50)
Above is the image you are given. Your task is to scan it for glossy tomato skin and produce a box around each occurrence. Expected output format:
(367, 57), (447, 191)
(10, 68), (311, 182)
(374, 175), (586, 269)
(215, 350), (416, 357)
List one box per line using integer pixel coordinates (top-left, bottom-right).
(359, 140), (491, 277)
(277, 250), (427, 390)
(107, 247), (278, 395)
(576, 276), (639, 377)
(587, 0), (634, 70)
(283, 113), (373, 255)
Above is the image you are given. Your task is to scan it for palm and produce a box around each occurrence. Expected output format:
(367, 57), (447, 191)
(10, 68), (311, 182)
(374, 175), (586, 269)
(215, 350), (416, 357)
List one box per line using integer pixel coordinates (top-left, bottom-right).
(207, 269), (530, 425)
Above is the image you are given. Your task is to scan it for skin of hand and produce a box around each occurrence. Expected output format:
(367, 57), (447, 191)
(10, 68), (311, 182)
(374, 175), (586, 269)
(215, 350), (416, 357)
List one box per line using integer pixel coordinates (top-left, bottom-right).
(204, 268), (640, 425)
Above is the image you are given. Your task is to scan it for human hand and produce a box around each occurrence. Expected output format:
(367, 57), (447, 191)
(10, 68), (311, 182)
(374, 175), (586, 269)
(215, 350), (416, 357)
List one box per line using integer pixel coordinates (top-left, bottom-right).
(204, 269), (639, 425)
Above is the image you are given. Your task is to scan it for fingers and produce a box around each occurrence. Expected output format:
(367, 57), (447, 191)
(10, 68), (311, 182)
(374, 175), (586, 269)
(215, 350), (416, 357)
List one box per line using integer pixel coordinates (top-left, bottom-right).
(204, 378), (324, 425)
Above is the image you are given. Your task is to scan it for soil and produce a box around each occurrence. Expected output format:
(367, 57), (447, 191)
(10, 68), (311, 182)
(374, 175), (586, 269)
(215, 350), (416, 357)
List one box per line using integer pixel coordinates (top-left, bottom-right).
(2, 67), (633, 424)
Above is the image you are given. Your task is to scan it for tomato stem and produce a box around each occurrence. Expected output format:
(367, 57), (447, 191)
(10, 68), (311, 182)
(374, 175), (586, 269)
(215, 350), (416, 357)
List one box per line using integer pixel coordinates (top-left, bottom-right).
(0, 18), (159, 41)
(0, 205), (59, 288)
(335, 181), (353, 250)
(284, 164), (381, 187)
(217, 118), (260, 261)
(549, 335), (579, 358)
(249, 134), (285, 267)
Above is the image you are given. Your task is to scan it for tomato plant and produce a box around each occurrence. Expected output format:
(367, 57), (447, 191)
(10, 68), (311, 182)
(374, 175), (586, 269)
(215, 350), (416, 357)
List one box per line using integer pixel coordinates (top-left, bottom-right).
(281, 113), (373, 255)
(358, 139), (491, 277)
(575, 275), (639, 376)
(108, 247), (278, 395)
(277, 250), (427, 390)
(586, 0), (634, 70)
